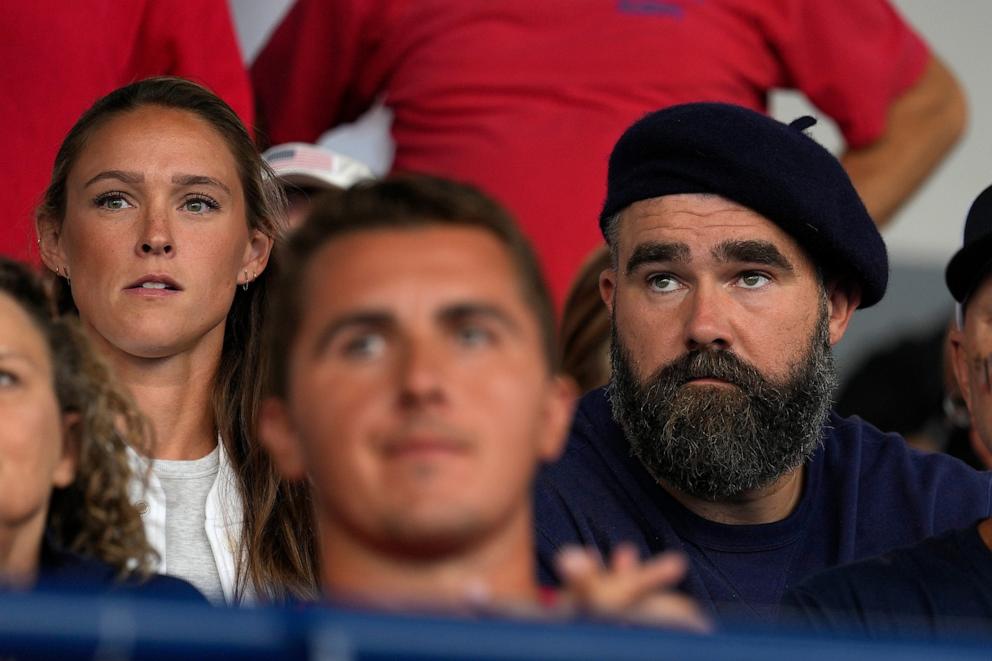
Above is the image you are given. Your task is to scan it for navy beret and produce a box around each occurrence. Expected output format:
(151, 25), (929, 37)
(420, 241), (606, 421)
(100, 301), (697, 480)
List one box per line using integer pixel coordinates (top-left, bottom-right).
(600, 102), (887, 308)
(946, 183), (992, 305)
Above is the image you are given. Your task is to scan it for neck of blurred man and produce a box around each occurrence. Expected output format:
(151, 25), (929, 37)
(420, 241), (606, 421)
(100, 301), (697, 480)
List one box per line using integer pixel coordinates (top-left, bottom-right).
(970, 428), (992, 469)
(0, 512), (45, 589)
(318, 502), (542, 611)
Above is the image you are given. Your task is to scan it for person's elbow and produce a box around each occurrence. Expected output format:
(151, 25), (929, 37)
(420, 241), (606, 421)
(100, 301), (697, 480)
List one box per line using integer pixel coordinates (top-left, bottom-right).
(909, 54), (968, 151)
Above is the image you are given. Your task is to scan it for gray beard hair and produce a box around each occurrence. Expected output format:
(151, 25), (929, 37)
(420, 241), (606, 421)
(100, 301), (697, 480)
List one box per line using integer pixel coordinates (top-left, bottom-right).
(607, 302), (837, 502)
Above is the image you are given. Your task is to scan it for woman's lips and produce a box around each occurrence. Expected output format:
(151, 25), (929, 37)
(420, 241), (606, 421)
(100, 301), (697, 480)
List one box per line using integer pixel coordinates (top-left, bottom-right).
(124, 275), (183, 296)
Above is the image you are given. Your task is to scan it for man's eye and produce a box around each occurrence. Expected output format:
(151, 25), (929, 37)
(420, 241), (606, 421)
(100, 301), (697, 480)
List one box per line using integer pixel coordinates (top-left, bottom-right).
(0, 370), (19, 387)
(343, 334), (385, 358)
(456, 325), (494, 347)
(94, 192), (134, 211)
(738, 273), (771, 289)
(647, 274), (681, 292)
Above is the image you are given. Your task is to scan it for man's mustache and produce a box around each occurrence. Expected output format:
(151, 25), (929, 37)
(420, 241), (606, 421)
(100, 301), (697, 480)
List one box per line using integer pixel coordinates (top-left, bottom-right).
(647, 349), (767, 392)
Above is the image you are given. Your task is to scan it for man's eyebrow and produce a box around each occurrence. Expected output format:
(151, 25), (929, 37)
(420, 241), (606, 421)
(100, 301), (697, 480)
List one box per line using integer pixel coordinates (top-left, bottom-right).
(312, 311), (394, 355)
(438, 302), (523, 335)
(625, 242), (690, 275)
(172, 173), (232, 196)
(713, 240), (794, 272)
(84, 170), (144, 188)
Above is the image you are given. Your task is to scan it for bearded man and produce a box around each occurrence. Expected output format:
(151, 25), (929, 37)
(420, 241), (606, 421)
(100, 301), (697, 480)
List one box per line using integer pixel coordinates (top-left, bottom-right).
(534, 103), (992, 621)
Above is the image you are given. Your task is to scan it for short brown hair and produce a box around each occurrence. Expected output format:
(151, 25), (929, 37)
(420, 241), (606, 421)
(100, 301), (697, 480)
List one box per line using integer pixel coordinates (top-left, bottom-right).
(266, 174), (558, 397)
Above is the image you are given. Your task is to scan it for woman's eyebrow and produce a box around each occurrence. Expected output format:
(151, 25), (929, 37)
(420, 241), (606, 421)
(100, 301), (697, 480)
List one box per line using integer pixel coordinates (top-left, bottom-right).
(172, 173), (232, 195)
(84, 169), (143, 188)
(0, 348), (43, 369)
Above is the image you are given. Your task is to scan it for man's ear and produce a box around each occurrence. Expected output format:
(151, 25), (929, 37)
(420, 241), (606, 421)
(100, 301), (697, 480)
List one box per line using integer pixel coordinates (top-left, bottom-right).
(824, 279), (861, 345)
(599, 267), (617, 317)
(537, 375), (579, 463)
(949, 325), (974, 415)
(258, 397), (307, 481)
(52, 412), (81, 489)
(36, 214), (66, 276)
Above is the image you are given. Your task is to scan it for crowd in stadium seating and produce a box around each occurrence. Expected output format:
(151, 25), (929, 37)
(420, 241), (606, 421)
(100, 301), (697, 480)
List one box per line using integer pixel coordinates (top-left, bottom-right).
(1, 0), (991, 652)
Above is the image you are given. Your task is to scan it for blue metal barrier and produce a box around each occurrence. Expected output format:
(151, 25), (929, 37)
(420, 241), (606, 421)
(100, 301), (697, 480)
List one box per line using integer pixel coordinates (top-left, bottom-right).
(0, 590), (988, 660)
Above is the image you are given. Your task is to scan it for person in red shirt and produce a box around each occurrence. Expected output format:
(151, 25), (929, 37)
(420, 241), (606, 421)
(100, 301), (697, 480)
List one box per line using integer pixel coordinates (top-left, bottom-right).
(252, 0), (965, 307)
(0, 0), (252, 264)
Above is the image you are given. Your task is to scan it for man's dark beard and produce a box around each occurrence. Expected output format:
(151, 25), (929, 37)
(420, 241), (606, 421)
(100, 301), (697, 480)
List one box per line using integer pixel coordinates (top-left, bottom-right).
(607, 304), (837, 501)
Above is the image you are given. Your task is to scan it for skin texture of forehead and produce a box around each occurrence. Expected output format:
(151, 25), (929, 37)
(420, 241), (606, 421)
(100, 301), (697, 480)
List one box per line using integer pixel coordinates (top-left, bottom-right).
(299, 225), (537, 328)
(71, 106), (240, 186)
(627, 195), (794, 240)
(0, 294), (51, 374)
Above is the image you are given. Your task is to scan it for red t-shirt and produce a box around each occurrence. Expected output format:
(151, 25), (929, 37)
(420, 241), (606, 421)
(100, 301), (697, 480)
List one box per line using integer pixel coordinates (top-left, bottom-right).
(0, 1), (253, 263)
(252, 0), (928, 308)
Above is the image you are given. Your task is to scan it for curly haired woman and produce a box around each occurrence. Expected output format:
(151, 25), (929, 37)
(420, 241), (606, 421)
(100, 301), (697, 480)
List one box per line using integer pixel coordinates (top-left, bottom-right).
(0, 257), (200, 599)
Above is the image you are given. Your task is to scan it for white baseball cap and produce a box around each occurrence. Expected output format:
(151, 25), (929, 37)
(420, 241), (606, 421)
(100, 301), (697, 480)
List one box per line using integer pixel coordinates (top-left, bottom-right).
(263, 142), (374, 190)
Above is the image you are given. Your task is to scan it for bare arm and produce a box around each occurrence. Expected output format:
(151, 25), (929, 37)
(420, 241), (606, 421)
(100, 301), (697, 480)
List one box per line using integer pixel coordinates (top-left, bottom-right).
(841, 54), (967, 228)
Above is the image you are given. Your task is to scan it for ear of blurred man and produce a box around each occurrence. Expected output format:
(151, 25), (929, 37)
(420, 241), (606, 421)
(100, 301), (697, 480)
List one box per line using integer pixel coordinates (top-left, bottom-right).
(258, 398), (307, 482)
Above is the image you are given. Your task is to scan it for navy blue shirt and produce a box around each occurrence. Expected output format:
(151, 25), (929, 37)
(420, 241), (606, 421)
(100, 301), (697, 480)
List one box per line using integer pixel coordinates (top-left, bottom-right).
(33, 538), (206, 602)
(534, 388), (992, 620)
(782, 522), (992, 640)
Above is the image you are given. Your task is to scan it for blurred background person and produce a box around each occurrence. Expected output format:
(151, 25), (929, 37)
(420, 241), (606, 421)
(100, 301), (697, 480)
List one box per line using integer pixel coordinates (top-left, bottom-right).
(835, 318), (950, 453)
(0, 0), (252, 264)
(34, 77), (315, 605)
(263, 142), (374, 228)
(835, 315), (992, 469)
(251, 0), (964, 307)
(0, 257), (200, 600)
(560, 245), (612, 395)
(782, 183), (992, 639)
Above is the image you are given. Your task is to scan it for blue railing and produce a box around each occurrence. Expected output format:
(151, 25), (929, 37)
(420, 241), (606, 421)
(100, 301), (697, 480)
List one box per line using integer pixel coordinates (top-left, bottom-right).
(0, 590), (988, 660)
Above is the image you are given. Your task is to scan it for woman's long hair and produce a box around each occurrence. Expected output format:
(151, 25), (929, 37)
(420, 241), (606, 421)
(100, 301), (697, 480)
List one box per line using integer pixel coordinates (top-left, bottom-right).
(35, 77), (317, 601)
(0, 258), (154, 577)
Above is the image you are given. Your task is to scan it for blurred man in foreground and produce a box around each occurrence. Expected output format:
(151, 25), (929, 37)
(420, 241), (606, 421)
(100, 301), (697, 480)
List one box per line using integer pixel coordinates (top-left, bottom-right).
(258, 176), (707, 629)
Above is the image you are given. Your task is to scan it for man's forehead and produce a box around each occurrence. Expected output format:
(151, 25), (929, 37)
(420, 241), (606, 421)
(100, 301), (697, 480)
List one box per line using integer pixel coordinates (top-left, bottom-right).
(300, 226), (532, 321)
(619, 194), (805, 258)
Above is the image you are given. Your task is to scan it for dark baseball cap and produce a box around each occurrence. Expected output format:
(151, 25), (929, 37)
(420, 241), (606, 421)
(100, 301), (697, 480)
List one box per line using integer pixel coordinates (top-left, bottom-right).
(946, 184), (992, 305)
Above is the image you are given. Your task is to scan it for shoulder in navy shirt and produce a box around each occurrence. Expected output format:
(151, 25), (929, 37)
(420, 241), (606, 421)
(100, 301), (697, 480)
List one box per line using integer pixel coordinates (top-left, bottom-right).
(534, 388), (992, 621)
(33, 537), (206, 602)
(782, 521), (992, 640)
